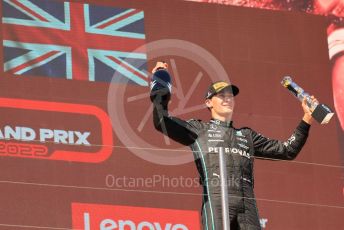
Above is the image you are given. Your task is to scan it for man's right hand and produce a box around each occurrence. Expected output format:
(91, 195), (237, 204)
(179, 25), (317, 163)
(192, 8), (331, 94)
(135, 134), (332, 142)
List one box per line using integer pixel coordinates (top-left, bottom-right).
(152, 61), (168, 73)
(150, 62), (171, 103)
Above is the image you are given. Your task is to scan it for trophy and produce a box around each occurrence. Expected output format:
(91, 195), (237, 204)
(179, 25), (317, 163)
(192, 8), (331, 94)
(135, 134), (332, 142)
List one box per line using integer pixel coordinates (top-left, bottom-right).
(281, 76), (334, 124)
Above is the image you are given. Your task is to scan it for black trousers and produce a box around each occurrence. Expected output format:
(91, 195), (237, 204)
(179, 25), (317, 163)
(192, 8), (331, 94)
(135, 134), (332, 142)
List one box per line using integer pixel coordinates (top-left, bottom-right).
(201, 192), (261, 230)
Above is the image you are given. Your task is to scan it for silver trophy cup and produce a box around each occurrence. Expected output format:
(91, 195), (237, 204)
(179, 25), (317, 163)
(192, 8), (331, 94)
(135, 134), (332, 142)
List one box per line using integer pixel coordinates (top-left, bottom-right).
(281, 76), (334, 124)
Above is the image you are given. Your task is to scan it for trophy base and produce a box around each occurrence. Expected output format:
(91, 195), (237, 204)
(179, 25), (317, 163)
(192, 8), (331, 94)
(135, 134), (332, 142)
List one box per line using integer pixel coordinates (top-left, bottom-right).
(312, 104), (335, 124)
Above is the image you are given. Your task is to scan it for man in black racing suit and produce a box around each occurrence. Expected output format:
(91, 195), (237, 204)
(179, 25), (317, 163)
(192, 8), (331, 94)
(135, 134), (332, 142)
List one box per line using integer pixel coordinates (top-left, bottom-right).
(150, 62), (314, 230)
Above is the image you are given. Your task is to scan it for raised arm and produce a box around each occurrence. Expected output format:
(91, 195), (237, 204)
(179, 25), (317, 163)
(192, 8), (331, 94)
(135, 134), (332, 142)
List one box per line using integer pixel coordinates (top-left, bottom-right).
(151, 62), (199, 146)
(251, 120), (310, 160)
(252, 96), (314, 160)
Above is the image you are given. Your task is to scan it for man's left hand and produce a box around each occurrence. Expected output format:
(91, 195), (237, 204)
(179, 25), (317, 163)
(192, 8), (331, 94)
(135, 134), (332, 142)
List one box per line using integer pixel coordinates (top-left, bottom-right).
(302, 96), (318, 124)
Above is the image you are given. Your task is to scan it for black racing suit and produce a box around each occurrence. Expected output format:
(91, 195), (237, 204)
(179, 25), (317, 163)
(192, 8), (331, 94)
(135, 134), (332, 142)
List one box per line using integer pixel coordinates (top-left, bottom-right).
(152, 97), (310, 230)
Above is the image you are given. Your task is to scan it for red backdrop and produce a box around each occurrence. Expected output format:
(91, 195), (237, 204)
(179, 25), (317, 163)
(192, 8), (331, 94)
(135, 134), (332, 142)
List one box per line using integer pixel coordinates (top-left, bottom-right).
(0, 0), (343, 229)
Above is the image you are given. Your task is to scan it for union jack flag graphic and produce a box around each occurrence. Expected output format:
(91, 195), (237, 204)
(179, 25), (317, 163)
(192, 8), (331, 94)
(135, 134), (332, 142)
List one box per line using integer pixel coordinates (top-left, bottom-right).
(2, 0), (148, 86)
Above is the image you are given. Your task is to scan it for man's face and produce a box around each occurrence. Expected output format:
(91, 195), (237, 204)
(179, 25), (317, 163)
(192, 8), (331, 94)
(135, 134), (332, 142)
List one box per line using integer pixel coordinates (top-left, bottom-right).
(206, 90), (235, 117)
